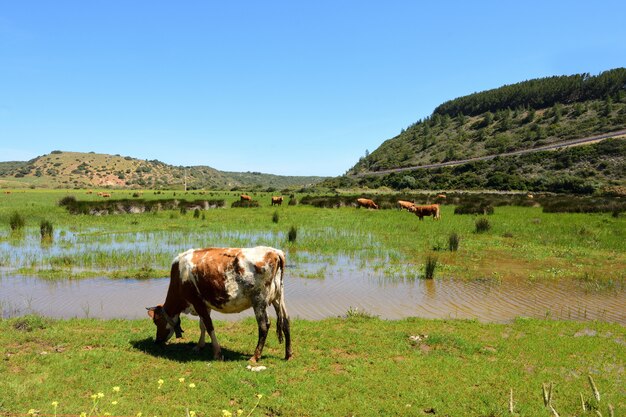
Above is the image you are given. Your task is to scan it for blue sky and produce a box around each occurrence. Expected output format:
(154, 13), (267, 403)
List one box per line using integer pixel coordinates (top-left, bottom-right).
(1, 1), (625, 176)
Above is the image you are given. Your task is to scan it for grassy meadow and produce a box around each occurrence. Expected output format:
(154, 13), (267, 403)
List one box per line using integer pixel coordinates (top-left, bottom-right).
(0, 189), (624, 286)
(1, 315), (624, 417)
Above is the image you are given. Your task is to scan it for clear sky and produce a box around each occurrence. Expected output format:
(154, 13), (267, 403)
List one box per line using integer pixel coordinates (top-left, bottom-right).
(1, 1), (625, 176)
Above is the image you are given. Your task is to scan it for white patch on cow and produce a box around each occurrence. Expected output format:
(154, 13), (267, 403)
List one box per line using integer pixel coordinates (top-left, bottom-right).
(178, 248), (199, 292)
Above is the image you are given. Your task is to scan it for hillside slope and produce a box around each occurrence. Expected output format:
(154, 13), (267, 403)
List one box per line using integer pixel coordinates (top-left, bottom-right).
(0, 151), (325, 190)
(339, 69), (626, 193)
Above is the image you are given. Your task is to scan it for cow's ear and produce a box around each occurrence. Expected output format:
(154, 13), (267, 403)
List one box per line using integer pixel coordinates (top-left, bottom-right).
(146, 306), (157, 318)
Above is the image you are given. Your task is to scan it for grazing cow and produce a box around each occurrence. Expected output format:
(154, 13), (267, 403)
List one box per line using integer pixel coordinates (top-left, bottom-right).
(101, 192), (111, 198)
(397, 200), (415, 211)
(357, 198), (378, 209)
(147, 246), (292, 362)
(410, 204), (441, 220)
(240, 194), (252, 201)
(436, 194), (447, 199)
(271, 196), (283, 206)
(3, 191), (11, 195)
(527, 193), (534, 199)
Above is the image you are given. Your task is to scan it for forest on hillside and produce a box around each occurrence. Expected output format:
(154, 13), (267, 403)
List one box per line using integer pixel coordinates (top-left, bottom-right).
(433, 68), (626, 117)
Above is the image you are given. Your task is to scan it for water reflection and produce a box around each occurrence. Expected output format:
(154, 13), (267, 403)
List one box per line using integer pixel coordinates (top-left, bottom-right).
(2, 271), (624, 324)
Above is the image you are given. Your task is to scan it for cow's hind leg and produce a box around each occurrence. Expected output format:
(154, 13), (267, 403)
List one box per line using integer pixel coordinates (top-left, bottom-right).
(251, 302), (270, 363)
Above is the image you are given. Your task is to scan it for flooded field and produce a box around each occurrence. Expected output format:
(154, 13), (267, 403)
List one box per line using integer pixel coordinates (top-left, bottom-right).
(2, 266), (624, 324)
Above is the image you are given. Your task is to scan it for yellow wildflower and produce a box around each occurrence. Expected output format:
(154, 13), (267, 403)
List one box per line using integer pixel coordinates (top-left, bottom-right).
(188, 383), (196, 388)
(189, 411), (197, 417)
(111, 401), (118, 405)
(178, 377), (185, 383)
(237, 410), (244, 416)
(222, 410), (233, 417)
(137, 412), (143, 417)
(27, 409), (37, 416)
(256, 394), (263, 399)
(97, 392), (105, 399)
(51, 401), (59, 407)
(112, 386), (121, 392)
(80, 413), (87, 417)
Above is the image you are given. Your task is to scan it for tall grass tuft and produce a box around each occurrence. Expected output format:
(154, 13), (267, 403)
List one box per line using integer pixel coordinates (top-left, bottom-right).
(288, 196), (298, 206)
(180, 206), (188, 215)
(9, 211), (25, 231)
(424, 255), (437, 279)
(448, 232), (460, 251)
(475, 217), (491, 233)
(288, 226), (297, 242)
(40, 220), (54, 242)
(193, 208), (200, 218)
(272, 211), (279, 223)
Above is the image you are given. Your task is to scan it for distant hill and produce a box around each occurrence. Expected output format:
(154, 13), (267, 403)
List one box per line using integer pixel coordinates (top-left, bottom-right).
(333, 68), (626, 194)
(0, 151), (325, 190)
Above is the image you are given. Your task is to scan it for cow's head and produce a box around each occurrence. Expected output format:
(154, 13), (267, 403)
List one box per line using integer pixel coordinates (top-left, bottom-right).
(146, 305), (184, 344)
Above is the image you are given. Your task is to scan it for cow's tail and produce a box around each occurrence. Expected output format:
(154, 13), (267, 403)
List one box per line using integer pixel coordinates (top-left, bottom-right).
(274, 250), (289, 344)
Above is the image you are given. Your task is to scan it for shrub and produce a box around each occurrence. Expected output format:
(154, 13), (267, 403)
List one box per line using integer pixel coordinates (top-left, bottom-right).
(424, 255), (437, 279)
(272, 211), (279, 223)
(231, 200), (260, 208)
(475, 217), (491, 233)
(193, 208), (201, 218)
(448, 232), (460, 251)
(40, 220), (53, 241)
(288, 226), (297, 242)
(9, 212), (25, 231)
(58, 195), (77, 207)
(288, 197), (298, 206)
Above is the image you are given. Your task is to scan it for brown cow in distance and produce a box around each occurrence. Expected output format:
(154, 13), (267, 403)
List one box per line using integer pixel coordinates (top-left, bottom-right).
(271, 196), (283, 206)
(240, 194), (252, 201)
(357, 198), (378, 209)
(410, 204), (441, 220)
(397, 200), (415, 211)
(436, 194), (447, 199)
(147, 246), (291, 362)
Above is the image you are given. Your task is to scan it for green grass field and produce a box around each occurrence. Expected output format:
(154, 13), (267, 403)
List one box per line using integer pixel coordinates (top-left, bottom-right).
(0, 315), (624, 417)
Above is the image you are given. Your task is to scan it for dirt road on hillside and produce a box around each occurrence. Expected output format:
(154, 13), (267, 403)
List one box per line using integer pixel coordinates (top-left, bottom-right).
(352, 128), (626, 177)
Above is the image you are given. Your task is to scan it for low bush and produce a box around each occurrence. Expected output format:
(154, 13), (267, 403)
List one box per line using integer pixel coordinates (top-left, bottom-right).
(475, 217), (491, 233)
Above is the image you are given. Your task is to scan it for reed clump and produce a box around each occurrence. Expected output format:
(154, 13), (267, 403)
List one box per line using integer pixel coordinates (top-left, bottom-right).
(9, 211), (25, 231)
(288, 226), (297, 242)
(448, 232), (460, 251)
(40, 220), (53, 242)
(424, 255), (437, 279)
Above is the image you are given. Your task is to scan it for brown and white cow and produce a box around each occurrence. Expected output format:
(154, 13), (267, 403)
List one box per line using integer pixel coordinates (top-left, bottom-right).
(240, 194), (252, 201)
(271, 196), (283, 206)
(147, 246), (291, 362)
(356, 198), (378, 209)
(397, 200), (415, 211)
(409, 204), (441, 220)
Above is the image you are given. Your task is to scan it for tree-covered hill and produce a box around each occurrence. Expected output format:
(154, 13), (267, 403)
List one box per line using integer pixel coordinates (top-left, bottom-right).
(0, 151), (325, 190)
(341, 68), (626, 193)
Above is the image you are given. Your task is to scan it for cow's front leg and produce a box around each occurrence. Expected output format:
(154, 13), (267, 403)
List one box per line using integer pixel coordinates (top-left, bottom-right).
(193, 318), (207, 352)
(251, 303), (270, 363)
